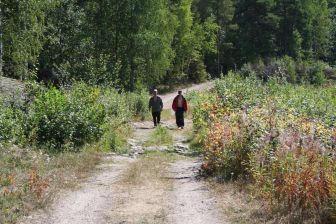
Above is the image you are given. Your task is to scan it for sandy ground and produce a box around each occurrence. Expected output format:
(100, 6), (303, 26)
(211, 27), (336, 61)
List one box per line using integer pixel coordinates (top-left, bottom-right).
(166, 159), (225, 224)
(19, 82), (230, 224)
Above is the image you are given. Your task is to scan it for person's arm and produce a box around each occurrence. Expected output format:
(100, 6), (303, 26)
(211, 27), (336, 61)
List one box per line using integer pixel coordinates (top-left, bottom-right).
(172, 96), (177, 112)
(184, 97), (188, 111)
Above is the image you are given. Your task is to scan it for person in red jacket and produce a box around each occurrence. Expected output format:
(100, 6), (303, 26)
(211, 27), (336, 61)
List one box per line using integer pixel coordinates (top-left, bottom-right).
(172, 90), (188, 129)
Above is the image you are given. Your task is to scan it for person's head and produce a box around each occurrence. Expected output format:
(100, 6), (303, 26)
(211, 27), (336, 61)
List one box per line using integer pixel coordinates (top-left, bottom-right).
(153, 89), (158, 96)
(178, 90), (182, 95)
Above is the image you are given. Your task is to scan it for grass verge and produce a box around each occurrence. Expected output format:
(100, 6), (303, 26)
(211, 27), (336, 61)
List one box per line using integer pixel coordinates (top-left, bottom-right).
(121, 151), (180, 186)
(99, 122), (132, 154)
(143, 126), (173, 147)
(206, 180), (271, 224)
(0, 144), (101, 224)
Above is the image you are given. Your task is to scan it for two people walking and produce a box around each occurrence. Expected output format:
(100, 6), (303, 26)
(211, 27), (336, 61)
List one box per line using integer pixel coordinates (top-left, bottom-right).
(148, 89), (188, 129)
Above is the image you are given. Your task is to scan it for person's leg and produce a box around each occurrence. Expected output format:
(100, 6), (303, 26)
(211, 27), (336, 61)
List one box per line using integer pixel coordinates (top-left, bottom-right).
(176, 108), (183, 128)
(152, 112), (157, 126)
(180, 108), (185, 128)
(157, 112), (161, 125)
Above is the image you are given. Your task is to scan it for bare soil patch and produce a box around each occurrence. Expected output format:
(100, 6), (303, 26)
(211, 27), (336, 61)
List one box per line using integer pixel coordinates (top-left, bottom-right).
(106, 152), (178, 224)
(166, 159), (226, 224)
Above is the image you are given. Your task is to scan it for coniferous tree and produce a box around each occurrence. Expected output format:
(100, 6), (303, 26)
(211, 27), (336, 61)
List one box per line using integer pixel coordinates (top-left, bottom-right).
(233, 0), (280, 62)
(274, 0), (331, 60)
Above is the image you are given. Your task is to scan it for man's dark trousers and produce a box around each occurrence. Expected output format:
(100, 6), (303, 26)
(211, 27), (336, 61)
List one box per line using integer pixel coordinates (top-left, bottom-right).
(152, 111), (161, 126)
(176, 107), (184, 127)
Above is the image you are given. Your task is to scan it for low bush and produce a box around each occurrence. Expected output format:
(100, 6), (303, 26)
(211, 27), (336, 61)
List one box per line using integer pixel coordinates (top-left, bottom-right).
(0, 103), (25, 143)
(126, 89), (149, 120)
(0, 82), (149, 223)
(240, 56), (334, 84)
(191, 73), (336, 221)
(28, 83), (105, 151)
(101, 88), (148, 122)
(203, 118), (250, 179)
(99, 120), (131, 153)
(0, 81), (149, 151)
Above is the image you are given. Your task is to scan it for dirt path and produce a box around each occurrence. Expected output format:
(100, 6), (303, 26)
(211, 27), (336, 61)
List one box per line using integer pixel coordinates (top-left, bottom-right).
(166, 159), (225, 224)
(20, 82), (228, 224)
(161, 81), (214, 108)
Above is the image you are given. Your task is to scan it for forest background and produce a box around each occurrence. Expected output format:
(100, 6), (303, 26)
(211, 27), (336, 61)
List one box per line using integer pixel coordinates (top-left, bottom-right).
(1, 0), (335, 89)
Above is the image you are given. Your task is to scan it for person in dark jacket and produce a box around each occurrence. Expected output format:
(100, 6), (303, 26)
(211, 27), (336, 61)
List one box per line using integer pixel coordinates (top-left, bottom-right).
(148, 89), (163, 127)
(172, 90), (188, 129)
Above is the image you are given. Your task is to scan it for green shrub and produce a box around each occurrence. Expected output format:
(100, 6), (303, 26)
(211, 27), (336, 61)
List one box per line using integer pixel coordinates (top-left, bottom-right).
(186, 90), (216, 130)
(126, 89), (148, 119)
(101, 88), (148, 123)
(239, 56), (334, 84)
(0, 101), (25, 143)
(0, 81), (148, 151)
(283, 56), (297, 83)
(310, 61), (327, 85)
(101, 89), (130, 122)
(214, 73), (264, 109)
(192, 74), (336, 221)
(99, 120), (131, 153)
(28, 83), (105, 151)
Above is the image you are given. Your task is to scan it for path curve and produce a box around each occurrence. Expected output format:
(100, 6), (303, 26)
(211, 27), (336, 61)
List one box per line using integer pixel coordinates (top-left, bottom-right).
(161, 81), (214, 108)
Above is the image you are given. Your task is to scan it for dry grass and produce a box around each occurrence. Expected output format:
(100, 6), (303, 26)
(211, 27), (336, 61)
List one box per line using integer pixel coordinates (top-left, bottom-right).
(110, 151), (180, 223)
(207, 179), (336, 224)
(206, 180), (275, 224)
(0, 144), (102, 224)
(121, 151), (179, 185)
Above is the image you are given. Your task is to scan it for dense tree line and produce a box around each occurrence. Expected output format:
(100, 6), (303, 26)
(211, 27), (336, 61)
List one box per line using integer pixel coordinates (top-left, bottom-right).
(0, 0), (335, 89)
(197, 0), (335, 75)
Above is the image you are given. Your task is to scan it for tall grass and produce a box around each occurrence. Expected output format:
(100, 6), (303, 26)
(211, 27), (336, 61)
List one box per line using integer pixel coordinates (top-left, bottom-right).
(191, 73), (336, 222)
